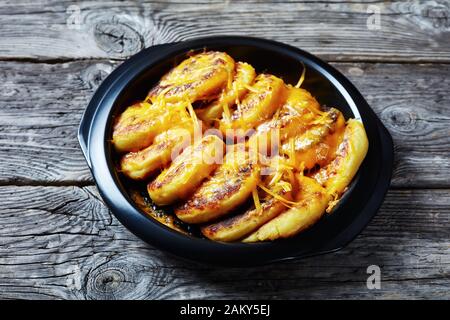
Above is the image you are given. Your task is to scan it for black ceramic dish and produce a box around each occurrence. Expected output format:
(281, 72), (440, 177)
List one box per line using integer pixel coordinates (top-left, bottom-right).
(78, 36), (394, 266)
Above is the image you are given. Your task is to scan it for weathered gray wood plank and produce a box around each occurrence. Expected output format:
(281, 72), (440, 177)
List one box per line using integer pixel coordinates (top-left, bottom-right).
(0, 0), (449, 62)
(0, 185), (448, 299)
(338, 62), (450, 188)
(1, 60), (449, 187)
(0, 0), (447, 302)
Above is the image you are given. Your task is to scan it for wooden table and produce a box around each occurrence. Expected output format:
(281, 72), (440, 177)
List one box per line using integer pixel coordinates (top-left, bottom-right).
(0, 0), (448, 300)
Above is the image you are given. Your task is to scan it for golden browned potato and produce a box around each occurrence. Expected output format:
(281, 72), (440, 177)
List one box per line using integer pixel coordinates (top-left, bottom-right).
(120, 126), (194, 180)
(219, 74), (287, 136)
(283, 85), (321, 112)
(201, 188), (290, 242)
(273, 85), (322, 140)
(247, 86), (322, 156)
(175, 146), (260, 224)
(112, 102), (188, 153)
(147, 51), (235, 104)
(196, 62), (256, 123)
(148, 135), (225, 206)
(243, 175), (331, 242)
(280, 108), (346, 169)
(311, 119), (369, 199)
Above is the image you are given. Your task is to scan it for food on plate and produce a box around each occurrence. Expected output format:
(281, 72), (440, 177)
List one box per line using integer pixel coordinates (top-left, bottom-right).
(111, 50), (369, 242)
(201, 185), (291, 242)
(112, 102), (189, 153)
(196, 62), (256, 123)
(147, 51), (235, 104)
(120, 126), (194, 180)
(219, 74), (287, 136)
(311, 119), (369, 212)
(248, 86), (326, 158)
(175, 146), (260, 224)
(280, 108), (346, 169)
(243, 175), (331, 242)
(148, 134), (225, 206)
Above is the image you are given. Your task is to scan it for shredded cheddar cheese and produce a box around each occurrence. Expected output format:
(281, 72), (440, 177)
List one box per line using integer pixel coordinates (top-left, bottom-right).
(252, 188), (262, 213)
(186, 99), (200, 132)
(244, 84), (259, 93)
(326, 192), (340, 213)
(295, 62), (306, 88)
(268, 171), (283, 187)
(257, 184), (299, 209)
(311, 111), (333, 126)
(288, 138), (296, 167)
(222, 101), (231, 122)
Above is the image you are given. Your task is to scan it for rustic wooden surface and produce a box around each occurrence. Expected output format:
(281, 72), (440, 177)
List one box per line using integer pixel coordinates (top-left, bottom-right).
(0, 0), (449, 300)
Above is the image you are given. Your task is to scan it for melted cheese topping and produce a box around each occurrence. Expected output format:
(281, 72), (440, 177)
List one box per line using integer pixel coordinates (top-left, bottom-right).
(186, 99), (200, 132)
(257, 184), (298, 209)
(252, 188), (262, 213)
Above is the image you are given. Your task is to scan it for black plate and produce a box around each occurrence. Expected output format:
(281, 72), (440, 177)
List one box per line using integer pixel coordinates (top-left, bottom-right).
(78, 36), (394, 266)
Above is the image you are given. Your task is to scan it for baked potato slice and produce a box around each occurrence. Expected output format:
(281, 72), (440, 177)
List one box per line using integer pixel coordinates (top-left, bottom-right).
(243, 175), (331, 242)
(284, 85), (321, 112)
(148, 135), (225, 206)
(201, 188), (290, 242)
(175, 146), (260, 224)
(120, 126), (194, 180)
(112, 102), (189, 153)
(311, 119), (369, 198)
(280, 108), (346, 169)
(248, 86), (322, 156)
(219, 74), (287, 135)
(196, 62), (256, 123)
(147, 51), (235, 103)
(272, 86), (322, 140)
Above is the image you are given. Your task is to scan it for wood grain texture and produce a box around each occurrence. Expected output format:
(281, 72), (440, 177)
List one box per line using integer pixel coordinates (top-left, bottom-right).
(0, 60), (449, 187)
(0, 60), (111, 184)
(0, 0), (449, 62)
(0, 185), (448, 300)
(1, 0), (449, 301)
(338, 62), (450, 188)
